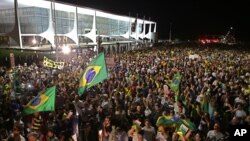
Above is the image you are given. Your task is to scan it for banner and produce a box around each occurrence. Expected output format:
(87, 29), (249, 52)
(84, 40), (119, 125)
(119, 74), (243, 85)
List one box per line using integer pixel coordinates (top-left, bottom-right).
(43, 56), (64, 69)
(188, 54), (200, 60)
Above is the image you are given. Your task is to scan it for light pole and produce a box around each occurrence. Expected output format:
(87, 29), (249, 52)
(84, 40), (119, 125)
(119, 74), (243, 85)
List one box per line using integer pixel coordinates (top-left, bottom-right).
(53, 0), (58, 61)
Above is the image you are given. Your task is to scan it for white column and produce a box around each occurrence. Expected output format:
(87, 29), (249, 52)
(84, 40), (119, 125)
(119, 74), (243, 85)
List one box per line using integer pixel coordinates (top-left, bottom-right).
(146, 23), (152, 42)
(154, 22), (157, 32)
(121, 20), (130, 39)
(139, 17), (146, 40)
(135, 19), (139, 41)
(142, 19), (146, 39)
(76, 7), (79, 46)
(64, 7), (78, 46)
(7, 0), (23, 48)
(39, 1), (55, 47)
(82, 11), (96, 44)
(93, 10), (97, 44)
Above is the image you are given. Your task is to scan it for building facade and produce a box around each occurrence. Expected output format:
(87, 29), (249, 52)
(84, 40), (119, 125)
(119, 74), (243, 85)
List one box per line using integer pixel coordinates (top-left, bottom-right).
(0, 0), (157, 49)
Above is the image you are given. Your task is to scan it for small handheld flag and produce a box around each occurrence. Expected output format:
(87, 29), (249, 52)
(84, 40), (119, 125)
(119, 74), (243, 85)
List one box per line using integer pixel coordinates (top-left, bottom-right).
(168, 72), (182, 93)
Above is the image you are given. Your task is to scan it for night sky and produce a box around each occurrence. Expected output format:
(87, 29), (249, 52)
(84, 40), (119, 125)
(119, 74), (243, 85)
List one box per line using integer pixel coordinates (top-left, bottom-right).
(58, 0), (249, 41)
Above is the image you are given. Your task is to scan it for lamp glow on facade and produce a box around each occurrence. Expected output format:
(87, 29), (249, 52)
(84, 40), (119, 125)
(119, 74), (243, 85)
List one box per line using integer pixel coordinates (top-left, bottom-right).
(62, 45), (71, 54)
(32, 38), (37, 45)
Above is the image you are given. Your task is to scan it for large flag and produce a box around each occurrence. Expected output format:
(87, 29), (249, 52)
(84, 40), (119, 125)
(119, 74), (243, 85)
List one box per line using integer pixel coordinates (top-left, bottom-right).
(22, 86), (56, 115)
(78, 52), (108, 96)
(168, 72), (182, 93)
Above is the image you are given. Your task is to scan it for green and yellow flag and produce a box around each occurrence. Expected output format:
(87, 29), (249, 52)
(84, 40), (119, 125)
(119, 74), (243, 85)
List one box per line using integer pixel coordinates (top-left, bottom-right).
(177, 124), (189, 136)
(78, 52), (108, 96)
(22, 86), (56, 115)
(156, 116), (182, 127)
(181, 119), (196, 131)
(168, 72), (182, 93)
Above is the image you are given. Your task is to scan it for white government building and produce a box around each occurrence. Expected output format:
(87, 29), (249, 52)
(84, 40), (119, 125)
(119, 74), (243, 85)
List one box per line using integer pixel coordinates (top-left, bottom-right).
(0, 0), (157, 50)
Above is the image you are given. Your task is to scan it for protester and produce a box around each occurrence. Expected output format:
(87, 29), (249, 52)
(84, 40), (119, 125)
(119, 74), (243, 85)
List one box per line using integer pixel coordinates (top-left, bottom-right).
(27, 132), (39, 141)
(0, 44), (249, 141)
(6, 125), (26, 141)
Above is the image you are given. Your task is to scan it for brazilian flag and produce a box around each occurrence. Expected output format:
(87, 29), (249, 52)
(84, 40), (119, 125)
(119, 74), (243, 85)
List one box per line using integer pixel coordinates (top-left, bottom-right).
(181, 119), (196, 131)
(22, 86), (56, 115)
(156, 116), (182, 127)
(177, 124), (189, 136)
(78, 52), (108, 96)
(168, 72), (182, 93)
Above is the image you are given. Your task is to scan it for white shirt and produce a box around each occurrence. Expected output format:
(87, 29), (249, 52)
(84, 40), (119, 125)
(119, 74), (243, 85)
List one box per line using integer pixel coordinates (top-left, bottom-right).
(156, 132), (166, 141)
(235, 109), (246, 118)
(7, 134), (26, 141)
(206, 130), (224, 141)
(72, 100), (85, 116)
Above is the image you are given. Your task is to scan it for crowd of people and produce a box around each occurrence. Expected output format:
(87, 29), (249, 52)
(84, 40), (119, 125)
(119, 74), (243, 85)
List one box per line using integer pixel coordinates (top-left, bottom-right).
(0, 44), (249, 141)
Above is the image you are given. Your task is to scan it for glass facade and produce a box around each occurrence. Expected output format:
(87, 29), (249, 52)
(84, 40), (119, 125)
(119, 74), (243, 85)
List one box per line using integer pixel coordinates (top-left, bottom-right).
(0, 8), (15, 33)
(55, 10), (74, 34)
(19, 7), (49, 34)
(0, 0), (156, 47)
(0, 7), (140, 36)
(0, 7), (49, 34)
(119, 20), (129, 35)
(96, 17), (129, 36)
(138, 23), (143, 33)
(78, 14), (93, 34)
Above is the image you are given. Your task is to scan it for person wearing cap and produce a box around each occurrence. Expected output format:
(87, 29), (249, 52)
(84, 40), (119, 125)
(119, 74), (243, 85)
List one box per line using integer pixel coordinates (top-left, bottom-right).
(27, 132), (39, 141)
(7, 125), (26, 141)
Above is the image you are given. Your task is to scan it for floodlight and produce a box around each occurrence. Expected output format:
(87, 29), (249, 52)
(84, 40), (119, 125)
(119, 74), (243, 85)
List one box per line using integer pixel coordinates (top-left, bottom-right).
(62, 45), (71, 54)
(93, 46), (97, 52)
(32, 38), (37, 45)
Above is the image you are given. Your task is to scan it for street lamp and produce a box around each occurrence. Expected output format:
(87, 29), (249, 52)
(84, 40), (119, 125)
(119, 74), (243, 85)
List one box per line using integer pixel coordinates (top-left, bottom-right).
(53, 0), (58, 61)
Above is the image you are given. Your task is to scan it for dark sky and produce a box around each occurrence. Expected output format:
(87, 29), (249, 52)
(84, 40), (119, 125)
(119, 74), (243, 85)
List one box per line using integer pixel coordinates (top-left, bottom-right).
(58, 0), (249, 41)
